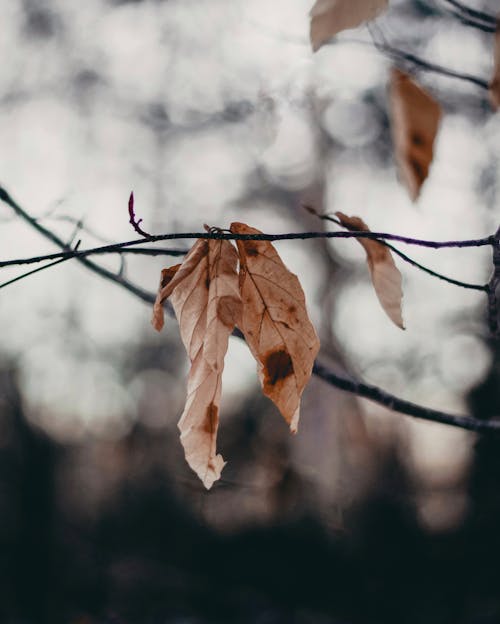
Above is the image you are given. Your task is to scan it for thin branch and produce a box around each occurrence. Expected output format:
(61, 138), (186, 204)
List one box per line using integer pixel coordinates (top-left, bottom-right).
(0, 185), (156, 305)
(128, 191), (151, 238)
(441, 0), (497, 27)
(369, 27), (489, 90)
(111, 246), (188, 257)
(439, 0), (496, 33)
(313, 362), (500, 433)
(0, 189), (495, 276)
(0, 231), (493, 270)
(0, 240), (81, 291)
(305, 207), (489, 292)
(1, 185), (499, 433)
(0, 229), (492, 271)
(43, 214), (115, 245)
(384, 240), (488, 291)
(444, 11), (496, 33)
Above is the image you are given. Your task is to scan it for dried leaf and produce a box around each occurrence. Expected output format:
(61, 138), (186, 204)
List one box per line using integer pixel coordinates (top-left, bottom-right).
(152, 238), (241, 489)
(230, 222), (320, 432)
(310, 0), (388, 52)
(336, 212), (405, 329)
(152, 264), (181, 332)
(390, 69), (442, 201)
(490, 18), (500, 110)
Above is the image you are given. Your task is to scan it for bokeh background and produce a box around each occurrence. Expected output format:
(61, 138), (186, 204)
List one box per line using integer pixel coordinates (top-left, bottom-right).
(0, 0), (499, 622)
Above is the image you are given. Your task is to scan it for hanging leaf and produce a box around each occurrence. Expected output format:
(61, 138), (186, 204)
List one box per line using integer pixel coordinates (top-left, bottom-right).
(335, 212), (405, 329)
(152, 238), (241, 489)
(230, 222), (320, 433)
(390, 68), (442, 201)
(490, 18), (500, 110)
(310, 0), (388, 52)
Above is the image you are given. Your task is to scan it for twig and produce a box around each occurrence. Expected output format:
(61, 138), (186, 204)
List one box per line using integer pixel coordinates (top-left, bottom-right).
(1, 185), (499, 433)
(0, 188), (495, 276)
(439, 0), (496, 33)
(0, 185), (156, 305)
(304, 206), (488, 292)
(313, 362), (500, 433)
(0, 230), (492, 272)
(443, 11), (496, 33)
(369, 29), (489, 90)
(0, 230), (493, 270)
(0, 241), (81, 291)
(441, 0), (497, 27)
(128, 192), (151, 238)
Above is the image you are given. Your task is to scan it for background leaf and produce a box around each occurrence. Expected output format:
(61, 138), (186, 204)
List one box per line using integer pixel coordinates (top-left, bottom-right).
(390, 68), (442, 201)
(310, 0), (388, 52)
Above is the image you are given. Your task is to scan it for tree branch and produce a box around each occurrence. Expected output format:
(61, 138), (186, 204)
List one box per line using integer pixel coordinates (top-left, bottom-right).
(0, 184), (498, 433)
(313, 361), (500, 433)
(441, 0), (497, 28)
(0, 185), (156, 305)
(487, 226), (500, 337)
(0, 228), (492, 275)
(368, 25), (490, 90)
(305, 207), (488, 292)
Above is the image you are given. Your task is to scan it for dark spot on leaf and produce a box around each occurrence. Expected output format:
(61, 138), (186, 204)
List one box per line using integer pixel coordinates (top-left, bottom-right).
(204, 403), (218, 434)
(263, 350), (294, 386)
(205, 277), (210, 289)
(244, 242), (259, 257)
(411, 132), (424, 146)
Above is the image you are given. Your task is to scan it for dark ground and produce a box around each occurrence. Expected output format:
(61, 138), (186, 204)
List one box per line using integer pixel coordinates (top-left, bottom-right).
(0, 341), (499, 624)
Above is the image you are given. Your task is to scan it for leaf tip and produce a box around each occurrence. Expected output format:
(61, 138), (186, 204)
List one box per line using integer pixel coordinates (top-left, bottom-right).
(151, 314), (164, 332)
(202, 456), (227, 490)
(290, 407), (300, 434)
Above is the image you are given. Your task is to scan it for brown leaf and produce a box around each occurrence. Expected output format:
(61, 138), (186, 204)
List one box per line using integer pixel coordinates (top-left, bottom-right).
(152, 238), (241, 489)
(152, 264), (181, 332)
(230, 222), (320, 432)
(390, 69), (442, 201)
(490, 18), (500, 110)
(336, 212), (405, 329)
(310, 0), (388, 52)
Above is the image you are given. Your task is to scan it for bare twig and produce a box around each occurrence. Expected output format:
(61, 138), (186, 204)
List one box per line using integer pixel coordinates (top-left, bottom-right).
(441, 0), (497, 27)
(0, 229), (492, 272)
(439, 0), (496, 33)
(128, 192), (151, 238)
(313, 362), (500, 433)
(0, 185), (156, 305)
(304, 206), (489, 292)
(368, 25), (489, 90)
(0, 240), (81, 291)
(0, 184), (499, 433)
(444, 12), (496, 33)
(0, 188), (494, 276)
